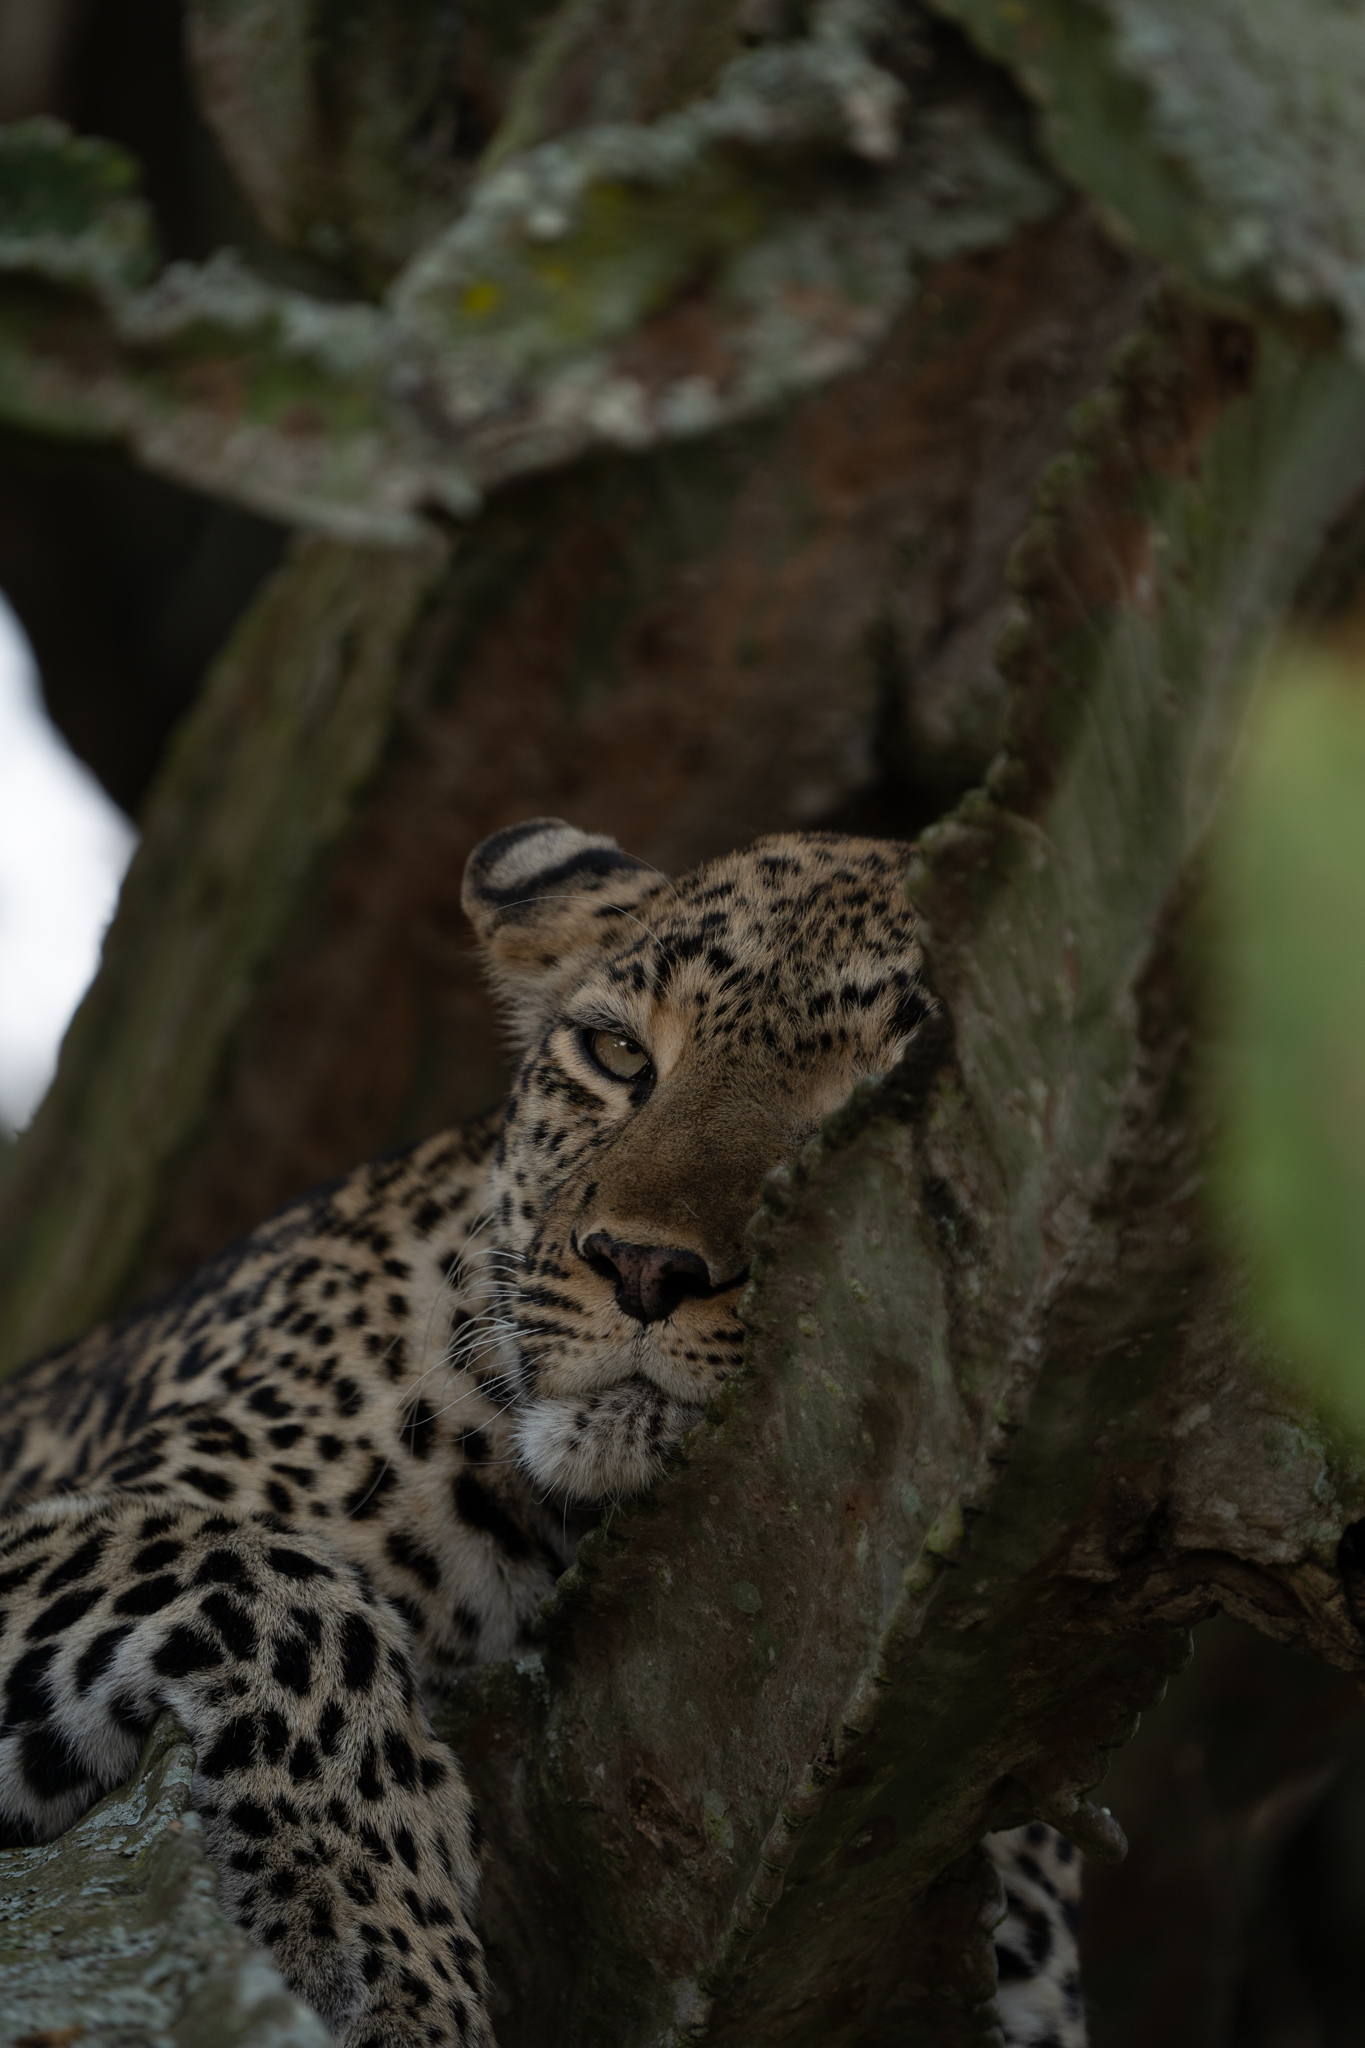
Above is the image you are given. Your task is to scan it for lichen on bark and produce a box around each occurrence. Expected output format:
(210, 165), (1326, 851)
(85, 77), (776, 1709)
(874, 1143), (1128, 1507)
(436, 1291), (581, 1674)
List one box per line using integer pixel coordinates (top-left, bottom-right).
(927, 0), (1365, 355)
(0, 15), (1056, 539)
(0, 1715), (327, 2048)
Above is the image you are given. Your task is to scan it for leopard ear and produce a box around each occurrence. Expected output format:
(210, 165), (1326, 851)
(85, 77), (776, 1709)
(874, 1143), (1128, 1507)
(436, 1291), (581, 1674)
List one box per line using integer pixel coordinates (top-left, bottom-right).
(462, 819), (661, 1046)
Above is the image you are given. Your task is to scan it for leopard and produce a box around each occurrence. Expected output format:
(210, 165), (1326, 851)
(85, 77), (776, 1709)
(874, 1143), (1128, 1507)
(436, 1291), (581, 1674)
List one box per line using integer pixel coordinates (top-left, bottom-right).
(0, 819), (1086, 2048)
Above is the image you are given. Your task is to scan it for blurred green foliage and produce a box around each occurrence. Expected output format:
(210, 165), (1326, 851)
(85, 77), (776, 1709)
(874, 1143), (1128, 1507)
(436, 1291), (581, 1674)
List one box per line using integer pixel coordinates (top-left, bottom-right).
(1217, 651), (1365, 1423)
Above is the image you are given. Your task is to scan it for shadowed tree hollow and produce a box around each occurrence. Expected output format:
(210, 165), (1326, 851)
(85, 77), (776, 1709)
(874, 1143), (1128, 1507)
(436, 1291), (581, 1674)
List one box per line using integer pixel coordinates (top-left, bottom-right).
(4, 2), (1365, 2043)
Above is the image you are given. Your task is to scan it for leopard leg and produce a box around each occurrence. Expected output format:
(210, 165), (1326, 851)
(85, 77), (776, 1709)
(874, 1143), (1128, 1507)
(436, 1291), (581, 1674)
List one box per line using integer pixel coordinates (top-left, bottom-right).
(986, 1823), (1087, 2047)
(0, 1494), (493, 2048)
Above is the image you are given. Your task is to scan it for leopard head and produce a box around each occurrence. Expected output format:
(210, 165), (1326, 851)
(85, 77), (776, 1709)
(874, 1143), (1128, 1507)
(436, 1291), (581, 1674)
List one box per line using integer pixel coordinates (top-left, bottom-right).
(460, 819), (933, 1503)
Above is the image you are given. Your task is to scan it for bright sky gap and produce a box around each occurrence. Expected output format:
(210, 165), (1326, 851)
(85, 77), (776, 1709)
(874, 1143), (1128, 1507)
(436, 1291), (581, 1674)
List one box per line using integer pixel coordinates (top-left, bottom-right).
(0, 592), (137, 1132)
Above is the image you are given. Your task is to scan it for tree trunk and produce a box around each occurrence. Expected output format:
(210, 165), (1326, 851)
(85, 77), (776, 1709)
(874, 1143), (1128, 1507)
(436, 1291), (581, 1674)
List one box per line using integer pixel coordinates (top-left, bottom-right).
(3, 3), (1365, 2043)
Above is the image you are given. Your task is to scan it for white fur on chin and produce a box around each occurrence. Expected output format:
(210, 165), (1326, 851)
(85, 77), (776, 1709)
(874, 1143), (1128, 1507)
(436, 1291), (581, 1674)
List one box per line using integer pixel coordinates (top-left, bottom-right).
(514, 1386), (705, 1503)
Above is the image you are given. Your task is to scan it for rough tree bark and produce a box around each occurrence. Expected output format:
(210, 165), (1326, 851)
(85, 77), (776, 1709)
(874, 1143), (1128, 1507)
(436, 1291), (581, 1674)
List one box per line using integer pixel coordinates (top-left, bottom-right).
(3, 3), (1365, 2044)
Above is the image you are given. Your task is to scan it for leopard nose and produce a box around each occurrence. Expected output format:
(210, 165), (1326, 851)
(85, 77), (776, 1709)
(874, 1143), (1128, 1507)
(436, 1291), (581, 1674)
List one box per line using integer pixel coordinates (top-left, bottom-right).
(580, 1232), (719, 1324)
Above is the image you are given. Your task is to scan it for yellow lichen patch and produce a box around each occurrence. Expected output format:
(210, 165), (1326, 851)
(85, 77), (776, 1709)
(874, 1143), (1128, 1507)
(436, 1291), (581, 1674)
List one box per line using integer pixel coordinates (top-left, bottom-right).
(460, 281), (502, 317)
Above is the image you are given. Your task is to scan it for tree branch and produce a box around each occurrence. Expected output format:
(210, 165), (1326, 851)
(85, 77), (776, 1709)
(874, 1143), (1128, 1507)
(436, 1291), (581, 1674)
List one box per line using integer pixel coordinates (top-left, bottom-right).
(0, 29), (1056, 539)
(434, 300), (1365, 2047)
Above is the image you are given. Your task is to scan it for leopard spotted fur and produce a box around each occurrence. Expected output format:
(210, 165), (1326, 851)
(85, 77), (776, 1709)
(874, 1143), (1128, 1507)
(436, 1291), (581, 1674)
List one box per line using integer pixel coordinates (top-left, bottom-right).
(0, 821), (1086, 2047)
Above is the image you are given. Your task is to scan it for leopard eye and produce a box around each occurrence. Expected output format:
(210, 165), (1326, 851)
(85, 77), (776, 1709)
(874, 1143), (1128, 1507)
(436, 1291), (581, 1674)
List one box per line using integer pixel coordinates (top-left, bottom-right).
(587, 1029), (651, 1081)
